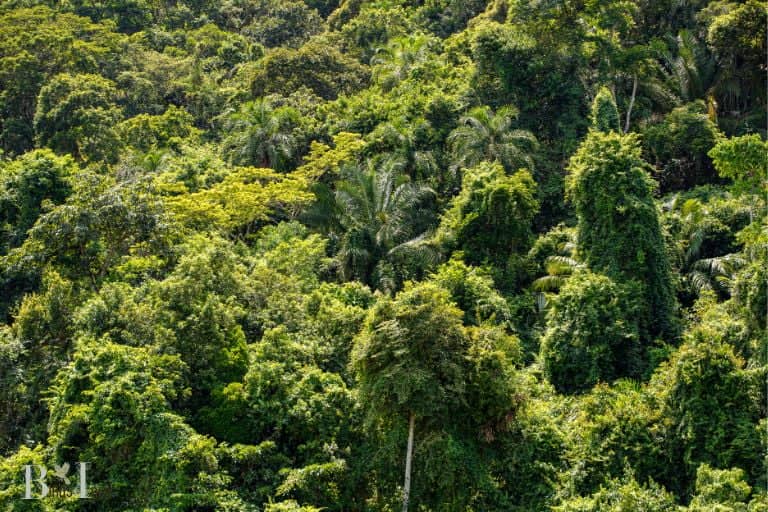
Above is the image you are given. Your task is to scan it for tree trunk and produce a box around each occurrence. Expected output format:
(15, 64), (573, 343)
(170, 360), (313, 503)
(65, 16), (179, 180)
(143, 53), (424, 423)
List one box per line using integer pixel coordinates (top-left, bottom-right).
(624, 74), (638, 133)
(402, 412), (415, 512)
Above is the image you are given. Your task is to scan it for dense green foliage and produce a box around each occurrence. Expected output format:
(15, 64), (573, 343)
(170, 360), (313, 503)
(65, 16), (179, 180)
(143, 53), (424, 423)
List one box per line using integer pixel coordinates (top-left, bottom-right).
(590, 87), (621, 134)
(567, 129), (679, 340)
(541, 271), (642, 393)
(0, 0), (764, 510)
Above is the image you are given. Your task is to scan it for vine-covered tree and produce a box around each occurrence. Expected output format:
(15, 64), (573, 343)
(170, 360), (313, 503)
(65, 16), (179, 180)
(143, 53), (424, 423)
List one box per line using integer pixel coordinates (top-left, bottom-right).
(437, 162), (538, 270)
(0, 150), (75, 254)
(541, 271), (642, 393)
(566, 128), (678, 340)
(352, 282), (469, 510)
(590, 86), (621, 133)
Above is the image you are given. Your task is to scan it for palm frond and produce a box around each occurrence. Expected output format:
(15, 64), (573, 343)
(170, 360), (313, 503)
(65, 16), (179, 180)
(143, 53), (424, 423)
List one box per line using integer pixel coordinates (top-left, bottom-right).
(533, 275), (567, 292)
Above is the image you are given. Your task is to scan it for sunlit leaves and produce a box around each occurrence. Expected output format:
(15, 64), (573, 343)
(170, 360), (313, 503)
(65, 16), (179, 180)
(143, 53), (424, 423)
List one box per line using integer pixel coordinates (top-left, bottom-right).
(709, 134), (768, 195)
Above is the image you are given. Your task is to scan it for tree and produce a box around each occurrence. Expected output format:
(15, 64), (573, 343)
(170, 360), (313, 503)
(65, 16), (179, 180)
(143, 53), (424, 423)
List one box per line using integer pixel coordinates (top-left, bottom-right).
(248, 39), (370, 100)
(330, 158), (436, 291)
(661, 30), (717, 105)
(336, 4), (412, 62)
(0, 7), (123, 155)
(541, 271), (642, 393)
(553, 474), (678, 511)
(661, 193), (752, 305)
(43, 341), (248, 509)
(214, 0), (325, 47)
(294, 131), (365, 183)
(221, 99), (302, 171)
(370, 34), (437, 92)
(242, 0), (324, 48)
(705, 0), (767, 130)
(33, 73), (123, 163)
(6, 171), (171, 288)
(643, 101), (723, 192)
(64, 0), (161, 33)
(150, 243), (251, 410)
(352, 282), (469, 511)
(415, 0), (488, 37)
(229, 330), (355, 462)
(468, 20), (588, 147)
(529, 224), (579, 293)
(688, 464), (753, 511)
(428, 257), (511, 327)
(732, 260), (767, 336)
(0, 149), (75, 254)
(305, 0), (340, 18)
(117, 105), (198, 151)
(567, 130), (678, 340)
(0, 326), (25, 455)
(448, 105), (537, 173)
(709, 134), (768, 195)
(166, 165), (316, 238)
(590, 86), (621, 133)
(436, 162), (538, 286)
(651, 309), (764, 497)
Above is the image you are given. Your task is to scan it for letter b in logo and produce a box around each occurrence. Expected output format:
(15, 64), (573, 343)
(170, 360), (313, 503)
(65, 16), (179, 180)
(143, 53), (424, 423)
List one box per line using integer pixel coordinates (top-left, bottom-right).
(23, 465), (49, 499)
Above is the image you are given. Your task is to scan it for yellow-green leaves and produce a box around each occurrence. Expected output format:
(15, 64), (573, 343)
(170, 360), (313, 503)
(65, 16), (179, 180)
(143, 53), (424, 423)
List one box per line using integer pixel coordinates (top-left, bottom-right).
(709, 134), (768, 195)
(294, 132), (365, 181)
(162, 166), (315, 236)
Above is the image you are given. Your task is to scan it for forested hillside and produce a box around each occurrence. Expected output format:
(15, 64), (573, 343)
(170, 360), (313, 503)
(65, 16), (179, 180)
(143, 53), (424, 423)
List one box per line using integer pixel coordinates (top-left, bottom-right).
(0, 0), (765, 510)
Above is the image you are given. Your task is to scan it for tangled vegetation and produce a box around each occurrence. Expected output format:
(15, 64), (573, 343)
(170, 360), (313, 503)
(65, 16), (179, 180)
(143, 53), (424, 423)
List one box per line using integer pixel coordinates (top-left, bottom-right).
(0, 0), (765, 510)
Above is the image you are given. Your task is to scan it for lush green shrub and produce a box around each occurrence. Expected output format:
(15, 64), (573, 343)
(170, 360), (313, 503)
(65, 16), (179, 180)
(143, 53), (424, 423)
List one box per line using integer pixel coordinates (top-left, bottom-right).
(643, 101), (723, 192)
(541, 271), (642, 394)
(553, 474), (678, 511)
(590, 86), (621, 133)
(437, 161), (538, 269)
(651, 319), (764, 497)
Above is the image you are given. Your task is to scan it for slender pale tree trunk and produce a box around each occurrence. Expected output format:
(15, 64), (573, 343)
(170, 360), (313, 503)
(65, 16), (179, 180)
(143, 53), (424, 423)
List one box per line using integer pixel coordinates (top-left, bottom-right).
(402, 412), (415, 512)
(624, 74), (638, 133)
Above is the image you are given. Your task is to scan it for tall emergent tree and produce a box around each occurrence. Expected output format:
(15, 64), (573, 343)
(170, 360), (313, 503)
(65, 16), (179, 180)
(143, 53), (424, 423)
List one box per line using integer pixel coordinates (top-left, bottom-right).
(567, 96), (678, 340)
(352, 282), (469, 511)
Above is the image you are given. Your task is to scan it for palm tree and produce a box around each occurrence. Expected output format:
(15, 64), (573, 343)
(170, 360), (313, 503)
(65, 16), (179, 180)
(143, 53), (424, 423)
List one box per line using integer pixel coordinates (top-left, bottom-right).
(617, 30), (716, 132)
(532, 255), (584, 293)
(370, 34), (434, 91)
(665, 194), (748, 301)
(687, 253), (746, 297)
(531, 229), (580, 314)
(662, 30), (716, 104)
(221, 99), (299, 171)
(333, 158), (437, 291)
(364, 121), (440, 185)
(447, 105), (537, 173)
